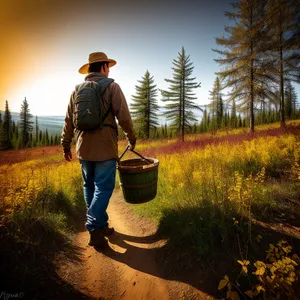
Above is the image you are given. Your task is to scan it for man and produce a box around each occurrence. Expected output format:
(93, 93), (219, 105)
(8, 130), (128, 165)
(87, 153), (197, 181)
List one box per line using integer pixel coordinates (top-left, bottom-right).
(61, 52), (136, 248)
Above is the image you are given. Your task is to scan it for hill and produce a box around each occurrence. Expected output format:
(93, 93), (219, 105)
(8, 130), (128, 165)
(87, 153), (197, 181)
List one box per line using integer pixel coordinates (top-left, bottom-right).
(11, 112), (64, 135)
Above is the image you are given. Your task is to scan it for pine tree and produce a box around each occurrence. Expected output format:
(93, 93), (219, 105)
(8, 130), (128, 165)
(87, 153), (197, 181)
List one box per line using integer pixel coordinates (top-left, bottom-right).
(19, 97), (34, 147)
(213, 0), (268, 133)
(264, 0), (300, 128)
(200, 108), (209, 133)
(45, 129), (49, 145)
(29, 133), (33, 147)
(285, 81), (298, 119)
(54, 134), (59, 145)
(209, 76), (224, 131)
(130, 70), (159, 139)
(161, 47), (201, 142)
(230, 100), (237, 128)
(35, 116), (39, 145)
(3, 100), (12, 148)
(11, 122), (20, 149)
(39, 130), (43, 144)
(238, 115), (243, 128)
(0, 110), (4, 148)
(164, 123), (168, 138)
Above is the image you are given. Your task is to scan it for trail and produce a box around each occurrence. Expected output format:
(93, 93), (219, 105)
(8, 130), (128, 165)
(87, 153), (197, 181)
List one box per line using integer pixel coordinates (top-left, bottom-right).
(62, 189), (213, 300)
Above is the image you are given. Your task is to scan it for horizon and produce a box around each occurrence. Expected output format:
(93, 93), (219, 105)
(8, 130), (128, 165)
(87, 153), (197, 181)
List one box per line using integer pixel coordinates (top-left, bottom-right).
(0, 0), (240, 116)
(1, 0), (299, 117)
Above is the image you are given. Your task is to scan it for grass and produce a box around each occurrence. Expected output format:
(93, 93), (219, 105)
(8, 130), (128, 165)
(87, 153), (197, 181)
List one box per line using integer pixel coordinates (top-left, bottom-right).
(127, 122), (300, 297)
(85, 122), (300, 298)
(0, 155), (87, 297)
(1, 120), (300, 298)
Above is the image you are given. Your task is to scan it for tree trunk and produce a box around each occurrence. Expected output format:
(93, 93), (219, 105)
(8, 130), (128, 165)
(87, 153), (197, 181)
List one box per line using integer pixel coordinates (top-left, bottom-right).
(249, 46), (255, 134)
(279, 45), (286, 128)
(182, 76), (185, 142)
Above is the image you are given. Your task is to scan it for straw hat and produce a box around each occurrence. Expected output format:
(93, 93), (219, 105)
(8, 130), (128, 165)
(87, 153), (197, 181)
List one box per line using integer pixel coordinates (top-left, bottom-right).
(78, 52), (117, 74)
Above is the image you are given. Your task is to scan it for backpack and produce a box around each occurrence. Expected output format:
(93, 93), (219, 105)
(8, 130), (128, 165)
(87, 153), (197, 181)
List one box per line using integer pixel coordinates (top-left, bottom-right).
(73, 78), (114, 131)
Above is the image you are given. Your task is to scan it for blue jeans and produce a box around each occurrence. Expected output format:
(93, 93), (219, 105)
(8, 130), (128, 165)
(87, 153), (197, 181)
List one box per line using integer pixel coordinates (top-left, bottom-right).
(80, 159), (116, 232)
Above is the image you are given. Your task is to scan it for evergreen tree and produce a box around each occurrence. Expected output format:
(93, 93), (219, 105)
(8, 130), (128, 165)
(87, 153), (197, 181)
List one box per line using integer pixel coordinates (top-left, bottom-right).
(45, 129), (49, 145)
(161, 47), (201, 142)
(42, 131), (46, 146)
(231, 100), (237, 128)
(238, 114), (243, 127)
(54, 134), (59, 145)
(130, 70), (159, 139)
(200, 108), (209, 133)
(35, 116), (39, 145)
(11, 122), (20, 149)
(29, 133), (33, 147)
(3, 100), (12, 148)
(0, 111), (3, 145)
(208, 76), (224, 131)
(213, 0), (268, 133)
(193, 122), (197, 134)
(39, 130), (43, 144)
(285, 81), (298, 119)
(12, 121), (16, 134)
(164, 123), (168, 138)
(264, 0), (300, 128)
(19, 97), (34, 147)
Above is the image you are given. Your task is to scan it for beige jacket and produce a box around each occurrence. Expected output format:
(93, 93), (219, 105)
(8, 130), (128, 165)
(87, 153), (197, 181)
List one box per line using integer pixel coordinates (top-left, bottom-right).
(61, 73), (136, 161)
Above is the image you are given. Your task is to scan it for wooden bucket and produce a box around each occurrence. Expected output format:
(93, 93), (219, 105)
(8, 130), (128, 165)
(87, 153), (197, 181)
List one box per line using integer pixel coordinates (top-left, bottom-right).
(117, 147), (159, 204)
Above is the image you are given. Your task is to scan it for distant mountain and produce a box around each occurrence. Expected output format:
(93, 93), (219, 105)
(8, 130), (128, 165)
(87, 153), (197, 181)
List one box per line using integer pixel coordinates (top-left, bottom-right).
(9, 109), (203, 135)
(11, 112), (64, 135)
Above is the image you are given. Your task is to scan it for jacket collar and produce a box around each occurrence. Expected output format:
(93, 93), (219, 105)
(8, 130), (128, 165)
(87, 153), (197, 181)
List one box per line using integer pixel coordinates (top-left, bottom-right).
(85, 72), (107, 81)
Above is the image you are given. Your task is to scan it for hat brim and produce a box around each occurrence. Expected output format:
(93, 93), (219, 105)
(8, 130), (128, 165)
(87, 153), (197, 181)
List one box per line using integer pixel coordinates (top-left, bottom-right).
(78, 59), (116, 74)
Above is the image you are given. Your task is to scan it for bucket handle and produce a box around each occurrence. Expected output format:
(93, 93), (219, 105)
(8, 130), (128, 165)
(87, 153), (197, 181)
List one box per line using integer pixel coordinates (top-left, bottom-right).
(118, 145), (152, 164)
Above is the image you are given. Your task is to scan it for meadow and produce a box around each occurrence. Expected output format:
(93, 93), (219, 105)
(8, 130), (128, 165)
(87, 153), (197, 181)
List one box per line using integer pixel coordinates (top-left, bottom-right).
(0, 120), (300, 299)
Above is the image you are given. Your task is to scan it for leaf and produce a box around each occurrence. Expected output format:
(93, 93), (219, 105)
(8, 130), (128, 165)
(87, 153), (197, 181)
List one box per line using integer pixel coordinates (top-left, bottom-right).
(237, 260), (250, 266)
(256, 234), (262, 243)
(256, 285), (265, 293)
(282, 246), (292, 254)
(253, 267), (265, 276)
(292, 254), (299, 262)
(231, 291), (240, 300)
(253, 261), (266, 276)
(218, 279), (228, 291)
(266, 275), (273, 283)
(245, 290), (253, 298)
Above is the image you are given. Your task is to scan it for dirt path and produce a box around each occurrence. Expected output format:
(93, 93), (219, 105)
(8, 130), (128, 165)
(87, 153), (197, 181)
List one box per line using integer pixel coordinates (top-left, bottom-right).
(63, 189), (214, 300)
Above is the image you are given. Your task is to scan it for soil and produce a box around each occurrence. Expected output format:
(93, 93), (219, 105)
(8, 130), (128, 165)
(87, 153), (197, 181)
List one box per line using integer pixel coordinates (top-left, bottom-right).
(57, 189), (216, 300)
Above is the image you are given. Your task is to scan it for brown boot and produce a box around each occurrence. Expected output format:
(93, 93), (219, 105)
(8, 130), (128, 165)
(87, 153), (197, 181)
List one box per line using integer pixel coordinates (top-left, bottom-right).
(100, 225), (115, 236)
(88, 230), (108, 248)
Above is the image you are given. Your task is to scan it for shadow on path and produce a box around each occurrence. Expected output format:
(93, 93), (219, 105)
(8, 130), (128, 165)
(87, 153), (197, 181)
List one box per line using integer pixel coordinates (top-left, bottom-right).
(96, 203), (300, 299)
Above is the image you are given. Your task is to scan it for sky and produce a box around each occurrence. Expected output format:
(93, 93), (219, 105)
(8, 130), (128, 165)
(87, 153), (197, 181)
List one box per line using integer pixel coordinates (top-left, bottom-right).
(1, 0), (299, 120)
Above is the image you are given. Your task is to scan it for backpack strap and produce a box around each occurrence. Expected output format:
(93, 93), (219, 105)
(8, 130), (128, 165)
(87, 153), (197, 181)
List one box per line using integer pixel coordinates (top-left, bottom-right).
(96, 78), (118, 133)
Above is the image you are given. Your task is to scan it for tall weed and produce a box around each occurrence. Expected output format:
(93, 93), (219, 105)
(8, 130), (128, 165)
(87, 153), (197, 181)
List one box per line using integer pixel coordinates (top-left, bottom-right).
(133, 133), (300, 258)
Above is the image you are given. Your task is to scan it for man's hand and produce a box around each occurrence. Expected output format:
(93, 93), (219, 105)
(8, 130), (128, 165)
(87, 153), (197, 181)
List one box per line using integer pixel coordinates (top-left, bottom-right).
(64, 151), (73, 162)
(129, 139), (136, 151)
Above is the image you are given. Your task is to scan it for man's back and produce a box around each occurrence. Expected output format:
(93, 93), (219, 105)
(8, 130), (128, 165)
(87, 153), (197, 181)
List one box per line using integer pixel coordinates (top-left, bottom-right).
(61, 72), (136, 161)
